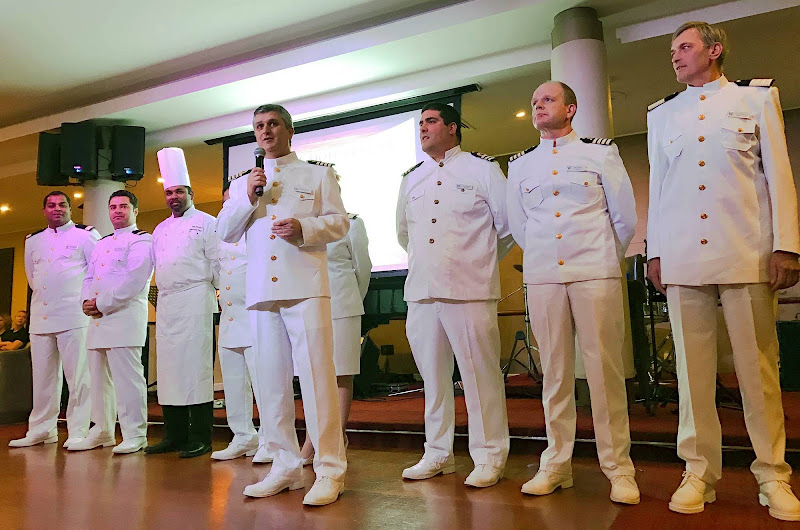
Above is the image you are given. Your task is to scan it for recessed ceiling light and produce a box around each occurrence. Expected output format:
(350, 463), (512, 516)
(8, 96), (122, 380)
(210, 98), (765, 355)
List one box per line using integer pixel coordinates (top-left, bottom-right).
(0, 205), (9, 213)
(73, 192), (83, 198)
(515, 111), (526, 118)
(157, 177), (164, 183)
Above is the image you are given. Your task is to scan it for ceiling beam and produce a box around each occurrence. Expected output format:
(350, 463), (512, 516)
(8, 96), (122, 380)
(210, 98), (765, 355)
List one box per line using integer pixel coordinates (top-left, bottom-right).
(615, 0), (800, 43)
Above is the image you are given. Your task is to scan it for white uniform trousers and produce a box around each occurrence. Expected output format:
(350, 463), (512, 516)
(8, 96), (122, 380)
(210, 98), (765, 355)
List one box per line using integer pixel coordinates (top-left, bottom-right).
(332, 316), (361, 376)
(249, 297), (346, 480)
(406, 300), (510, 468)
(87, 347), (148, 440)
(27, 328), (91, 439)
(667, 283), (791, 485)
(219, 345), (258, 443)
(527, 279), (635, 479)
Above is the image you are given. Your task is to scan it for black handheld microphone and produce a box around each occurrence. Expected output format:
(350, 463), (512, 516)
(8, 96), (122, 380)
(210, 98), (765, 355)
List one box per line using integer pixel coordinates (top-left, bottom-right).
(254, 147), (266, 197)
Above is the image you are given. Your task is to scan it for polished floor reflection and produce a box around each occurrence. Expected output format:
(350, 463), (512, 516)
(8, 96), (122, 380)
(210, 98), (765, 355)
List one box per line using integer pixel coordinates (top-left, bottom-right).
(0, 423), (793, 529)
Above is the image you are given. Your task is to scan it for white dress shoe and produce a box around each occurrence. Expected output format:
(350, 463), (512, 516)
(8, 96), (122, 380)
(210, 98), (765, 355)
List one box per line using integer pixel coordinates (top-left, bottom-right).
(112, 437), (148, 454)
(243, 472), (304, 498)
(610, 475), (640, 505)
(303, 477), (344, 506)
(211, 439), (259, 461)
(251, 445), (273, 464)
(759, 480), (800, 521)
(464, 464), (504, 488)
(521, 470), (574, 495)
(63, 437), (85, 449)
(68, 433), (116, 451)
(402, 456), (456, 480)
(668, 471), (715, 514)
(8, 433), (58, 448)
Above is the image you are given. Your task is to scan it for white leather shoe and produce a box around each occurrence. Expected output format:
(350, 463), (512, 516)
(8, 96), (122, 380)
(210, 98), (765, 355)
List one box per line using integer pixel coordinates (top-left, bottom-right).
(68, 432), (116, 451)
(63, 437), (85, 450)
(243, 472), (304, 498)
(251, 445), (273, 464)
(8, 433), (58, 448)
(668, 472), (715, 514)
(211, 438), (259, 461)
(759, 480), (800, 521)
(610, 475), (640, 505)
(303, 477), (344, 506)
(521, 470), (574, 495)
(112, 437), (147, 454)
(464, 464), (503, 488)
(402, 456), (456, 480)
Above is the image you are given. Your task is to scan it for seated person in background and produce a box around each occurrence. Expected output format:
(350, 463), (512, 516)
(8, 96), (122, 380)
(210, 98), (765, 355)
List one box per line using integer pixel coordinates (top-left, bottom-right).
(0, 310), (30, 351)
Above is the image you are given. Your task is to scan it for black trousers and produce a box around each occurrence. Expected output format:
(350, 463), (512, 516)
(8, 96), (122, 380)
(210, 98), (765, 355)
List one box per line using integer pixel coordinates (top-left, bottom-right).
(162, 402), (213, 446)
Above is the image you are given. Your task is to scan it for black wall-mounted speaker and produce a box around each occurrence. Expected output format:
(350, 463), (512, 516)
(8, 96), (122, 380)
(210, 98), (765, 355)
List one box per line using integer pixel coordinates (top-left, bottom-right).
(111, 125), (145, 181)
(36, 132), (69, 186)
(60, 122), (97, 179)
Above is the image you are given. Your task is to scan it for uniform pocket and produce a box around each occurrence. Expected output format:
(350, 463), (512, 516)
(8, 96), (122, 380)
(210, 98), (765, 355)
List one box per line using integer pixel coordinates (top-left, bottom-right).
(407, 188), (426, 219)
(452, 183), (476, 212)
(721, 115), (756, 151)
(521, 182), (544, 210)
(663, 132), (684, 161)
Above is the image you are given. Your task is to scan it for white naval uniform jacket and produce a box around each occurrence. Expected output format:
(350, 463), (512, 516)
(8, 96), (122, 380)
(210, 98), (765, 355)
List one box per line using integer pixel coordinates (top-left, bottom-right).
(507, 131), (637, 285)
(216, 151), (349, 306)
(25, 221), (100, 334)
(647, 76), (800, 285)
(328, 214), (372, 319)
(81, 224), (153, 349)
(217, 235), (251, 349)
(396, 145), (513, 302)
(152, 206), (219, 405)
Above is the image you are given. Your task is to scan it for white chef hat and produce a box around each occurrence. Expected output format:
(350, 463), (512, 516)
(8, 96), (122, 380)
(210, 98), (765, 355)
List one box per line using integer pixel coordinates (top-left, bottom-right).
(157, 147), (191, 189)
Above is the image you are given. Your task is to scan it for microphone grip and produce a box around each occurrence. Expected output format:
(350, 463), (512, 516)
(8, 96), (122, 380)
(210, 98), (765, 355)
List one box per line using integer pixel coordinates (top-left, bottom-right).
(255, 155), (265, 197)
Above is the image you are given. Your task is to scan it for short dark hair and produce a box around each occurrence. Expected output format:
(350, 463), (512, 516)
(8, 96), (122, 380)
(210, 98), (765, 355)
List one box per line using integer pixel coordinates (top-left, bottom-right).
(421, 102), (462, 142)
(42, 191), (70, 208)
(253, 104), (293, 129)
(109, 189), (138, 209)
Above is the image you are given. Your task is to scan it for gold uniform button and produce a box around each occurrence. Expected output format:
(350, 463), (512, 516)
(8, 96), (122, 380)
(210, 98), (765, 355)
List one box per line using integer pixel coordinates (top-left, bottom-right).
(698, 136), (705, 142)
(42, 286), (46, 290)
(525, 188), (530, 192)
(48, 259), (51, 263)
(434, 200), (439, 205)
(271, 277), (278, 282)
(275, 168), (281, 173)
(700, 94), (706, 101)
(699, 185), (706, 191)
(94, 291), (98, 295)
(96, 277), (100, 281)
(429, 238), (435, 244)
(225, 286), (231, 290)
(95, 322), (99, 327)
(42, 316), (47, 320)
(228, 317), (233, 322)
(437, 181), (442, 186)
(552, 170), (558, 175)
(234, 243), (238, 247)
(699, 114), (705, 120)
(227, 302), (232, 306)
(553, 190), (559, 196)
(271, 256), (277, 261)
(431, 219), (437, 223)
(113, 236), (117, 240)
(50, 247), (54, 251)
(106, 250), (109, 254)
(558, 260), (564, 265)
(44, 272), (48, 276)
(43, 302), (47, 306)
(552, 149), (558, 154)
(270, 234), (276, 240)
(271, 198), (278, 204)
(584, 182), (589, 186)
(701, 239), (708, 245)
(701, 213), (708, 219)
(101, 263), (105, 267)
(271, 215), (276, 220)
(272, 182), (279, 187)
(299, 193), (305, 198)
(231, 256), (235, 261)
(438, 162), (444, 168)
(556, 234), (562, 239)
(699, 161), (705, 167)
(555, 212), (561, 218)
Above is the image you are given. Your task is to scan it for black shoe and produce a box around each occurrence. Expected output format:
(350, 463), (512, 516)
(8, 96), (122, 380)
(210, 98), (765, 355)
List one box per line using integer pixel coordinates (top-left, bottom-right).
(179, 442), (212, 458)
(144, 439), (183, 455)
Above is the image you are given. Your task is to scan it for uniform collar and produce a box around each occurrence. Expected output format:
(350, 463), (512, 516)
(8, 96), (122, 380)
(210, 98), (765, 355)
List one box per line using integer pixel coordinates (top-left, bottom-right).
(264, 151), (298, 168)
(541, 130), (578, 148)
(52, 220), (75, 233)
(113, 224), (137, 235)
(685, 75), (728, 94)
(429, 145), (462, 166)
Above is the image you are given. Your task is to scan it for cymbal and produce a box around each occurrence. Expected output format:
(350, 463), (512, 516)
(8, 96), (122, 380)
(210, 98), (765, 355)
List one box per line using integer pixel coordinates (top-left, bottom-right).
(513, 264), (523, 273)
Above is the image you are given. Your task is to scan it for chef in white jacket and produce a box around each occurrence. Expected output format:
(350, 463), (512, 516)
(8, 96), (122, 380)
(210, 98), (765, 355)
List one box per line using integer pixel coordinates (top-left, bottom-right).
(646, 22), (800, 520)
(216, 103), (348, 506)
(396, 102), (513, 489)
(71, 190), (152, 454)
(146, 148), (219, 459)
(9, 191), (99, 449)
(211, 184), (262, 461)
(507, 81), (639, 505)
(299, 209), (371, 463)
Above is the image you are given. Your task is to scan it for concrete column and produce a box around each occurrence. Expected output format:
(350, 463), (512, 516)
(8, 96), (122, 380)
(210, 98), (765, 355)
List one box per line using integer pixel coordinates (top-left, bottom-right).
(550, 7), (613, 138)
(82, 178), (122, 237)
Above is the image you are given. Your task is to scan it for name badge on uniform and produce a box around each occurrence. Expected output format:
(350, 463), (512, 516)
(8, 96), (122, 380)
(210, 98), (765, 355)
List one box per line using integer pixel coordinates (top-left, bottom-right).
(727, 111), (752, 120)
(115, 247), (126, 251)
(566, 166), (587, 172)
(455, 184), (474, 191)
(65, 244), (78, 250)
(189, 225), (202, 234)
(294, 187), (315, 196)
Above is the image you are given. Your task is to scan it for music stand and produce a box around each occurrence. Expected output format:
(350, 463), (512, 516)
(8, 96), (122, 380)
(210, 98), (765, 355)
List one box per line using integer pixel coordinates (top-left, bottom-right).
(501, 264), (541, 382)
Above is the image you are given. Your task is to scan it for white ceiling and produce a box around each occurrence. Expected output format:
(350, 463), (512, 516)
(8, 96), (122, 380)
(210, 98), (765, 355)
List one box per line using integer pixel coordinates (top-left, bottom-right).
(1, 0), (799, 234)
